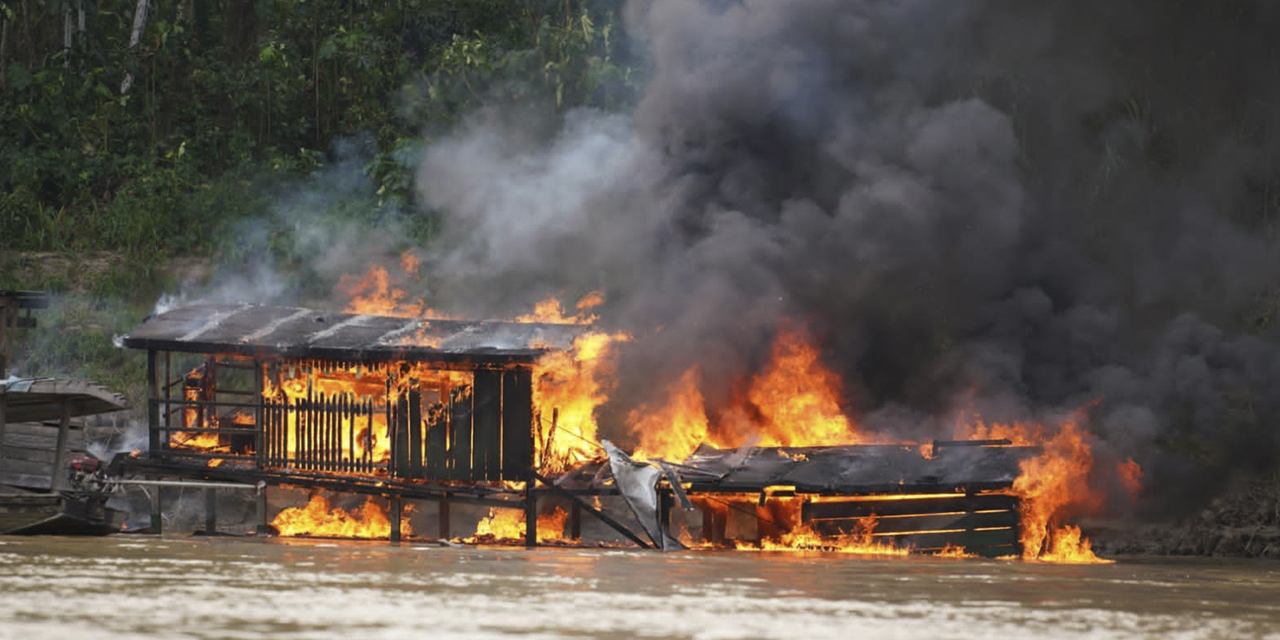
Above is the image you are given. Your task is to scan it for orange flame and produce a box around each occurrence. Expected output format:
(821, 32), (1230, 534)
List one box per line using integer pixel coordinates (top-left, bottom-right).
(746, 321), (865, 448)
(629, 366), (711, 461)
(958, 416), (1112, 564)
(271, 494), (412, 539)
(464, 507), (569, 544)
(533, 330), (630, 473)
(516, 291), (604, 324)
(260, 362), (468, 468)
(629, 322), (871, 461)
(1118, 456), (1144, 502)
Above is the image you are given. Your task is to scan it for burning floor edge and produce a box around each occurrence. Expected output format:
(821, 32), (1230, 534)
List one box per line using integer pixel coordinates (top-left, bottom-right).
(105, 437), (1114, 564)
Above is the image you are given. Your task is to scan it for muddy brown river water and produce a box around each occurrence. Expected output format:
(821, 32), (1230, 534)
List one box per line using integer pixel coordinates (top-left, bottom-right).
(1, 535), (1277, 640)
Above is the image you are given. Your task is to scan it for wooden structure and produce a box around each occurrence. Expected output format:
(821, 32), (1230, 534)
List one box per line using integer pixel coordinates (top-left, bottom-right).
(119, 302), (1029, 555)
(0, 378), (128, 535)
(668, 442), (1030, 557)
(0, 378), (126, 491)
(119, 302), (586, 542)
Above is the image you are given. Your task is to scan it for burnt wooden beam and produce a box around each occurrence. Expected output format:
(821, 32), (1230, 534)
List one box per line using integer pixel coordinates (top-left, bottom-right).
(528, 469), (652, 550)
(438, 499), (450, 540)
(389, 495), (402, 543)
(524, 480), (537, 548)
(501, 370), (533, 479)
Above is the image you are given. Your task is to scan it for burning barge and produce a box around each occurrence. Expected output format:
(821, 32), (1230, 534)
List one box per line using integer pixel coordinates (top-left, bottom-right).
(113, 301), (1089, 559)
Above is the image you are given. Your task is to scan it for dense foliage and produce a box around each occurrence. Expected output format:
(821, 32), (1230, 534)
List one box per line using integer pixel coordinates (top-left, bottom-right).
(0, 0), (636, 273)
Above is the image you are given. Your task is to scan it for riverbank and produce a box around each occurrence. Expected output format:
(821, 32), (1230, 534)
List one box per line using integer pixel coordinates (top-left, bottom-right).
(1089, 475), (1280, 559)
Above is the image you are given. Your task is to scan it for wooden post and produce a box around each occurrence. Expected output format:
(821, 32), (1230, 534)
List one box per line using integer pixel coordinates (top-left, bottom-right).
(702, 505), (714, 545)
(569, 501), (582, 540)
(256, 485), (268, 535)
(147, 350), (160, 454)
(150, 487), (163, 534)
(438, 499), (450, 540)
(204, 488), (217, 534)
(524, 480), (537, 548)
(389, 495), (402, 543)
(254, 359), (264, 469)
(51, 401), (71, 491)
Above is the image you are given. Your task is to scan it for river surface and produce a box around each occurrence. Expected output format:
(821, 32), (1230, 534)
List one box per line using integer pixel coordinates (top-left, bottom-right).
(1, 536), (1277, 640)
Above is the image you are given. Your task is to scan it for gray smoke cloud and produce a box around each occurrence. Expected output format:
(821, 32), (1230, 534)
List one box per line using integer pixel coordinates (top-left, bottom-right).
(413, 0), (1280, 516)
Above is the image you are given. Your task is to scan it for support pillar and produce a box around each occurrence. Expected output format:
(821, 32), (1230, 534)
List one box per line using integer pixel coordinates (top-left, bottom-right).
(389, 496), (402, 543)
(150, 487), (163, 534)
(147, 350), (160, 454)
(255, 484), (268, 535)
(524, 481), (537, 548)
(204, 487), (217, 534)
(569, 501), (582, 541)
(438, 499), (450, 540)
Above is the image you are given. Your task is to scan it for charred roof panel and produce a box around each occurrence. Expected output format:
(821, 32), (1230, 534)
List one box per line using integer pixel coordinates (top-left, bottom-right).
(682, 443), (1033, 494)
(121, 302), (586, 365)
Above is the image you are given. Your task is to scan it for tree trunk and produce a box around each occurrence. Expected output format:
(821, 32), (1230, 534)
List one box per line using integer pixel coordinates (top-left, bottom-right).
(1, 16), (9, 86)
(20, 0), (33, 67)
(62, 6), (72, 68)
(224, 0), (258, 61)
(120, 0), (151, 95)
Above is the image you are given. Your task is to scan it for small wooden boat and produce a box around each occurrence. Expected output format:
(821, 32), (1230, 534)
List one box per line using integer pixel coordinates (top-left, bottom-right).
(0, 376), (128, 536)
(0, 490), (120, 535)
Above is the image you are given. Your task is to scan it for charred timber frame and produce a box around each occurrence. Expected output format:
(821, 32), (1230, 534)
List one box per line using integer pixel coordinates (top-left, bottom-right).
(122, 304), (1024, 553)
(129, 348), (544, 539)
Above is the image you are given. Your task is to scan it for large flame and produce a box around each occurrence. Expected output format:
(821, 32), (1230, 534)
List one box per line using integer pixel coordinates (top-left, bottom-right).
(630, 322), (870, 461)
(261, 362), (469, 467)
(958, 416), (1119, 564)
(745, 515), (910, 556)
(464, 506), (570, 544)
(271, 494), (412, 539)
(533, 330), (630, 473)
(337, 261), (623, 475)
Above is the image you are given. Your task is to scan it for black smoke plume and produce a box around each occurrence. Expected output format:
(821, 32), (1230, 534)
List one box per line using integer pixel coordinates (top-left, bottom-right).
(415, 0), (1280, 517)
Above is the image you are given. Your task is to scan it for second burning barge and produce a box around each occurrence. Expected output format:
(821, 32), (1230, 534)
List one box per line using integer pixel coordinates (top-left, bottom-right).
(115, 301), (1034, 557)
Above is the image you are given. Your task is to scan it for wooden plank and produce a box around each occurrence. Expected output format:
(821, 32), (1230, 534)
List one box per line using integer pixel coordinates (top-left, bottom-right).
(0, 432), (84, 450)
(811, 509), (1019, 536)
(0, 471), (54, 490)
(0, 446), (58, 463)
(1, 422), (84, 437)
(394, 392), (409, 478)
(0, 458), (55, 476)
(500, 370), (533, 479)
(425, 402), (448, 480)
(473, 371), (502, 482)
(408, 387), (423, 477)
(880, 528), (1020, 553)
(802, 494), (1019, 520)
(448, 387), (472, 481)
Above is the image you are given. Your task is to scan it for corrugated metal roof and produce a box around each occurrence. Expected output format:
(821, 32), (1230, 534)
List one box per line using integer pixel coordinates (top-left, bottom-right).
(679, 443), (1033, 494)
(0, 377), (128, 422)
(120, 302), (587, 365)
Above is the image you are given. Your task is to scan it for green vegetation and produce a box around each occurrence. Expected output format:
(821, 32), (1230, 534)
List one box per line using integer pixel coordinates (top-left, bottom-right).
(1, 0), (636, 291)
(0, 0), (636, 392)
